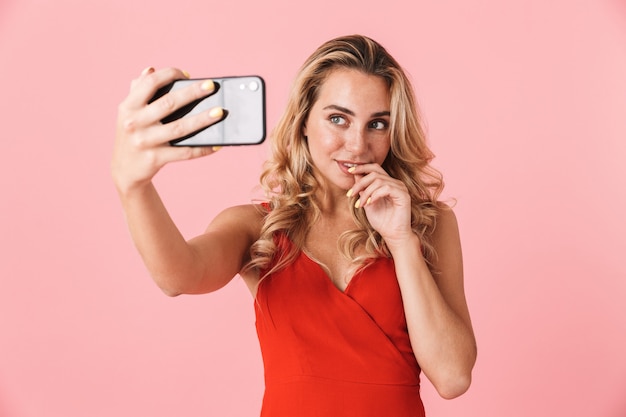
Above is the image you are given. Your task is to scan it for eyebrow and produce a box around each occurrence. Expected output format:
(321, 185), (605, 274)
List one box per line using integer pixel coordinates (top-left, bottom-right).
(322, 104), (390, 118)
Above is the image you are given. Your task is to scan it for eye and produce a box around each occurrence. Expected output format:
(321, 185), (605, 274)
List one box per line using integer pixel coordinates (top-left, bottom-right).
(369, 120), (388, 130)
(330, 115), (347, 125)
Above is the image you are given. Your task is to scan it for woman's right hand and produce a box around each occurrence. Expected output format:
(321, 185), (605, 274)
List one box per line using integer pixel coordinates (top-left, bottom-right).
(111, 67), (223, 195)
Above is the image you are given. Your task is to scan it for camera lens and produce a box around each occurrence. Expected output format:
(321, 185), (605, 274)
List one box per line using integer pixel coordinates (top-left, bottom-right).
(248, 81), (259, 91)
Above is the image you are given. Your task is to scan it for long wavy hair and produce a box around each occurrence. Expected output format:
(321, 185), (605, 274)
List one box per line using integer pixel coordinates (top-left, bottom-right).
(244, 34), (444, 278)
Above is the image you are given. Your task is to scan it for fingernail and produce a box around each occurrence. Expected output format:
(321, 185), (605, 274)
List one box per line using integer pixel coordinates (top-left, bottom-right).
(141, 66), (154, 75)
(354, 199), (361, 209)
(201, 80), (215, 91)
(212, 146), (222, 152)
(346, 189), (353, 198)
(365, 197), (372, 206)
(209, 107), (223, 118)
(182, 70), (191, 79)
(348, 166), (356, 173)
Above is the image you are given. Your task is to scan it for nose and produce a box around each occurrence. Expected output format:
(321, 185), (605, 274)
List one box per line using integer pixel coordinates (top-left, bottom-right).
(344, 126), (367, 155)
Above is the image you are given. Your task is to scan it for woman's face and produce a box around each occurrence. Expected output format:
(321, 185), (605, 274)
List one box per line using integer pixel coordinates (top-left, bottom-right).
(303, 68), (392, 194)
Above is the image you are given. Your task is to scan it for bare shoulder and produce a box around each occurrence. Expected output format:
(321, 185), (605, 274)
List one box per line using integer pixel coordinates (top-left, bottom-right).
(206, 203), (266, 237)
(204, 204), (267, 291)
(431, 202), (463, 282)
(433, 202), (460, 242)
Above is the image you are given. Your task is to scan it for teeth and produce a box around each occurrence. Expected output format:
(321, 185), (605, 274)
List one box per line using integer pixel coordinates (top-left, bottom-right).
(344, 163), (357, 168)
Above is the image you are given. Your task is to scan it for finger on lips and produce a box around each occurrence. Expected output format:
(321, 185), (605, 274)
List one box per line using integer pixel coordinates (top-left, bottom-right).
(348, 170), (404, 209)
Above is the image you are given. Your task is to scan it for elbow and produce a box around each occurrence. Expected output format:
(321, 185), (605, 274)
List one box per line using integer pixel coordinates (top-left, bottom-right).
(434, 373), (472, 399)
(160, 286), (182, 297)
(429, 358), (476, 399)
(434, 343), (477, 399)
(152, 272), (223, 297)
(152, 275), (186, 297)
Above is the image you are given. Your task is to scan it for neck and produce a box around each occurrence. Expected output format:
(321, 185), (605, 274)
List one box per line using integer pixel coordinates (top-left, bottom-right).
(314, 186), (351, 215)
(312, 171), (354, 215)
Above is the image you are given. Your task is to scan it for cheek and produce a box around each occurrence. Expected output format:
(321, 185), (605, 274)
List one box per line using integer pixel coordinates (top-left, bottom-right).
(374, 138), (392, 163)
(321, 135), (343, 150)
(310, 128), (342, 152)
(309, 139), (335, 164)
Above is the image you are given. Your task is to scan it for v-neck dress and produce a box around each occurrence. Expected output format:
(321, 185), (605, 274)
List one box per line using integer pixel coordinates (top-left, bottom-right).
(254, 233), (425, 417)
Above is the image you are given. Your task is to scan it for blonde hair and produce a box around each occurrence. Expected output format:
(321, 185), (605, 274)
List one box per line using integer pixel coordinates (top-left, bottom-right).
(245, 34), (444, 277)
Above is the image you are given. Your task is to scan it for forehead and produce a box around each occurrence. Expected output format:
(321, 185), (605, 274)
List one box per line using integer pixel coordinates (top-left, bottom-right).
(314, 68), (391, 110)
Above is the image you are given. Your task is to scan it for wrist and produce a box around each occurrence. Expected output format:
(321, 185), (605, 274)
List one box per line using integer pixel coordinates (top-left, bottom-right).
(113, 177), (154, 202)
(385, 232), (422, 257)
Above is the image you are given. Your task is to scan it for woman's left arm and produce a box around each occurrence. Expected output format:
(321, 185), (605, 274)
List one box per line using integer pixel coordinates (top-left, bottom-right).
(350, 164), (476, 399)
(389, 206), (477, 399)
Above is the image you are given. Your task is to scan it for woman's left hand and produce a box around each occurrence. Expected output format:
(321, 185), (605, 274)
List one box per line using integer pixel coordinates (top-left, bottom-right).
(348, 164), (414, 246)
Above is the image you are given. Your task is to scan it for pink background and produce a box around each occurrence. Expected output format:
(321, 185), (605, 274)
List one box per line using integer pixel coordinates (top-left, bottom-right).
(1, 0), (625, 416)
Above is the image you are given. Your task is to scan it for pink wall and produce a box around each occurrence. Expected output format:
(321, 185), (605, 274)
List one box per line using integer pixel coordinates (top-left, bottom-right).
(1, 0), (625, 416)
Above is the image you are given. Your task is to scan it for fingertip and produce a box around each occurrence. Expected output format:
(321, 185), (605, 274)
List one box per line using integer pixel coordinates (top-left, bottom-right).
(209, 107), (223, 118)
(141, 66), (155, 76)
(201, 80), (215, 92)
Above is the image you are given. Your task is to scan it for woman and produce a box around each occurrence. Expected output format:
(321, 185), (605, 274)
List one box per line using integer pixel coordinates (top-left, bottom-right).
(112, 34), (476, 416)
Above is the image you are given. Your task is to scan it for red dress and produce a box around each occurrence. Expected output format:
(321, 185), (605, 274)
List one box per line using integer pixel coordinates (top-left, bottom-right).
(255, 233), (425, 416)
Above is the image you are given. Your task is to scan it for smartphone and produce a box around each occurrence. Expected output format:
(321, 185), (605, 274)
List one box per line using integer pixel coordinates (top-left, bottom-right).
(150, 75), (266, 146)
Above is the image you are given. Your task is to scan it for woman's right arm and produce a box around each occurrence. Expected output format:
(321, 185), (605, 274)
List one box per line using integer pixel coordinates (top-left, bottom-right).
(111, 67), (256, 296)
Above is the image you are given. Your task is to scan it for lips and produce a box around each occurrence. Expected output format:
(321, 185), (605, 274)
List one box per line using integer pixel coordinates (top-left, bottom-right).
(336, 160), (364, 174)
